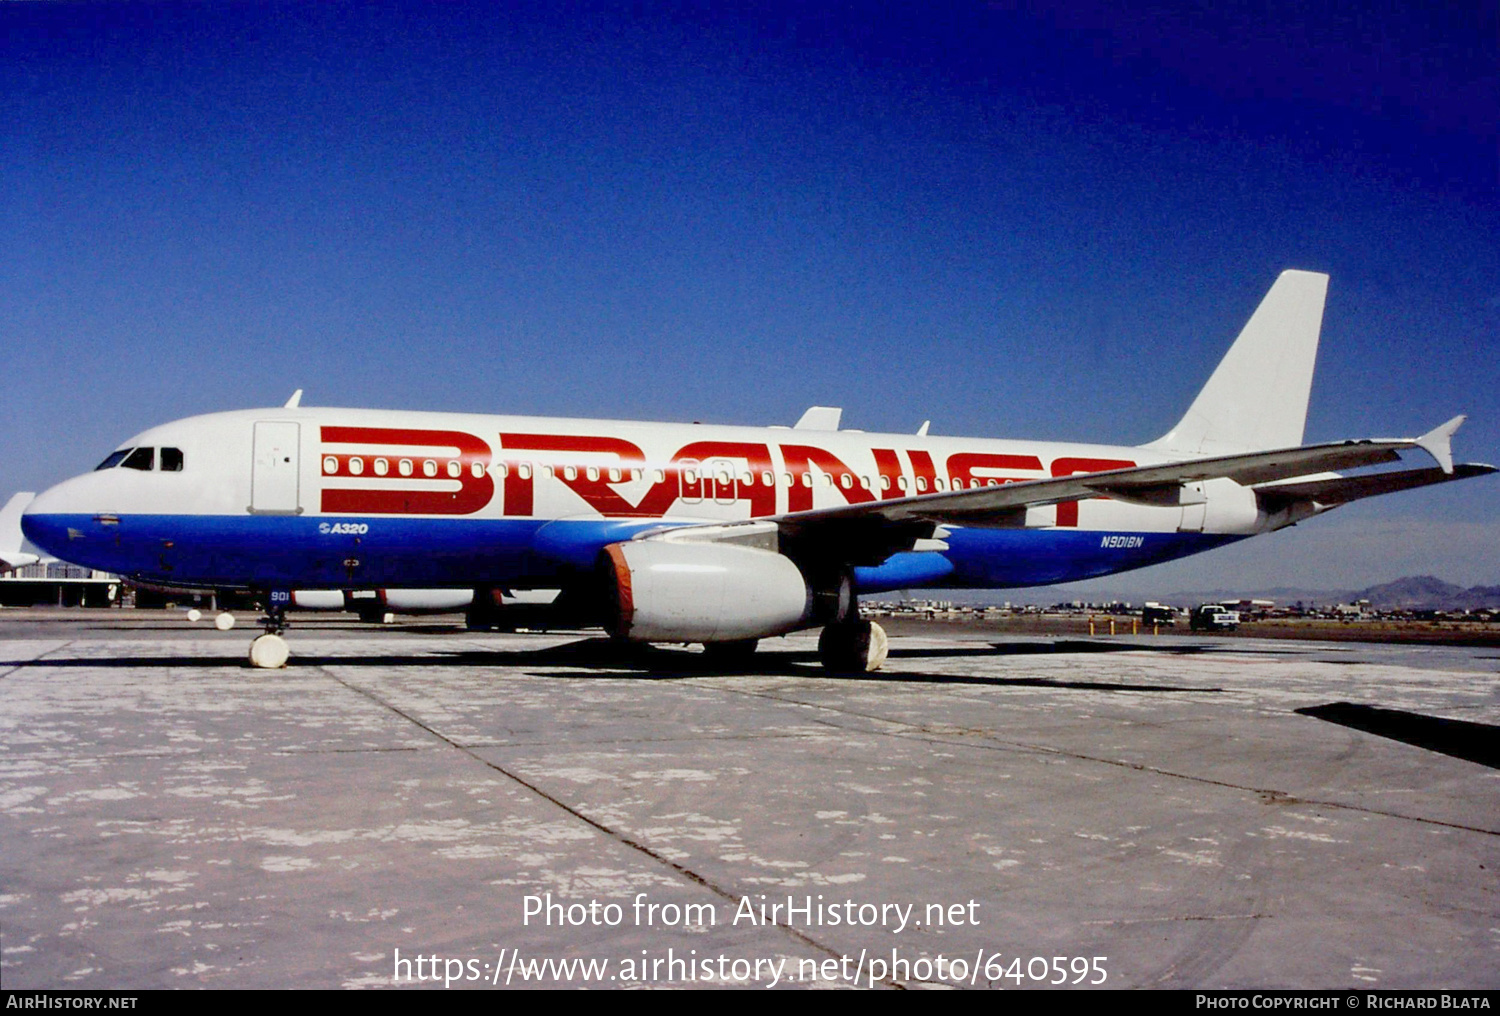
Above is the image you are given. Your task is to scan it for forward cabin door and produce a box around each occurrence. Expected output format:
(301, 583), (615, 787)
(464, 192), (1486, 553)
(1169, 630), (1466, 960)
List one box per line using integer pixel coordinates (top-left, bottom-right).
(251, 421), (302, 514)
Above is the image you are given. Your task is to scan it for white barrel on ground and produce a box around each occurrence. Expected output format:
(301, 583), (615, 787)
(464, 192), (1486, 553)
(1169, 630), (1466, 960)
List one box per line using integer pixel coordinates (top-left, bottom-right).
(248, 633), (289, 669)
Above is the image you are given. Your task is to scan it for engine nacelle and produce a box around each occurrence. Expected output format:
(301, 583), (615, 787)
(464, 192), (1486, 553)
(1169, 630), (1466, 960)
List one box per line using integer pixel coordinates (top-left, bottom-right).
(1201, 477), (1263, 534)
(602, 541), (813, 643)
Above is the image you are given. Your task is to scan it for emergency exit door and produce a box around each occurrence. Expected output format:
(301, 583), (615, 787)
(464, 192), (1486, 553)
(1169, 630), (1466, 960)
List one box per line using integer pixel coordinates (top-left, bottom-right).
(251, 421), (302, 514)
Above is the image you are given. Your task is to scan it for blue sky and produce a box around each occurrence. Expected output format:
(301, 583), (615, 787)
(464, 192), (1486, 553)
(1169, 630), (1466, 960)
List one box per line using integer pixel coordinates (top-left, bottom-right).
(2, 1), (1495, 589)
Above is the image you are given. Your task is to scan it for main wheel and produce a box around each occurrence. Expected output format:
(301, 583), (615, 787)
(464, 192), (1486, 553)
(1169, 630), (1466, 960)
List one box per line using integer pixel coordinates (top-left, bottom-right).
(817, 620), (888, 674)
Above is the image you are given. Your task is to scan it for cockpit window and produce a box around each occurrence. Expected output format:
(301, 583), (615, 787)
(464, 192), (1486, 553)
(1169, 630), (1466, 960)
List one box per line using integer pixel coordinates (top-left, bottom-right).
(160, 447), (184, 472)
(95, 449), (131, 471)
(122, 447), (155, 471)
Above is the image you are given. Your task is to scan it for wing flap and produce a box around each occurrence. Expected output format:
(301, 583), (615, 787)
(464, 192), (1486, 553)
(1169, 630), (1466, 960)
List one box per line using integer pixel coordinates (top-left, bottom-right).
(1255, 462), (1496, 508)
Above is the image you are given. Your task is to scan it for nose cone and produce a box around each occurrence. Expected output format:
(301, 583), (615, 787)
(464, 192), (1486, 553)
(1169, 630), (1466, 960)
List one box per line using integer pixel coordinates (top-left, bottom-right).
(21, 476), (103, 562)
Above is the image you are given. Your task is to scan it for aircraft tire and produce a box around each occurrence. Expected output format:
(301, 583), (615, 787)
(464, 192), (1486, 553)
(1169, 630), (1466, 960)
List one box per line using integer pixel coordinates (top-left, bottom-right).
(248, 633), (290, 669)
(817, 620), (888, 674)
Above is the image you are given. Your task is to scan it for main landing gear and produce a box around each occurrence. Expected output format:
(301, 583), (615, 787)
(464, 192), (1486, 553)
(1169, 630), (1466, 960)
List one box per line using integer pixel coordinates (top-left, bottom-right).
(808, 571), (887, 674)
(817, 619), (888, 674)
(248, 593), (291, 669)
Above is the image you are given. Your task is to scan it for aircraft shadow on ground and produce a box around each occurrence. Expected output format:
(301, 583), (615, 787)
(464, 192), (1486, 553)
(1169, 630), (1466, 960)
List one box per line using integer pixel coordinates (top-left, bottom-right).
(1295, 702), (1500, 770)
(76, 623), (473, 635)
(0, 637), (1221, 692)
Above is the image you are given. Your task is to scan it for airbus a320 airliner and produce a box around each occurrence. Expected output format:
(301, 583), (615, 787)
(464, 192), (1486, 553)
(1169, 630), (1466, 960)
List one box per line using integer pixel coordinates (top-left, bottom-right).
(21, 272), (1495, 670)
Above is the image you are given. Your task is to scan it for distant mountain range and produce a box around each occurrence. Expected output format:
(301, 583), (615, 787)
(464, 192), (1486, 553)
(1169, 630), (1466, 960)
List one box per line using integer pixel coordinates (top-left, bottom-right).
(892, 576), (1500, 611)
(1343, 576), (1500, 612)
(1147, 577), (1500, 611)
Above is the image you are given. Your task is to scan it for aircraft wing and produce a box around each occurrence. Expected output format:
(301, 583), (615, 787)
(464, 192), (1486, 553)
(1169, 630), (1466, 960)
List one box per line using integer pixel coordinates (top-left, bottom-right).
(643, 418), (1486, 566)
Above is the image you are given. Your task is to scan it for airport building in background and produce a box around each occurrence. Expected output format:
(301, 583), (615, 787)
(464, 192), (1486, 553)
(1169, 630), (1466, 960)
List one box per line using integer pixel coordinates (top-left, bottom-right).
(0, 560), (120, 608)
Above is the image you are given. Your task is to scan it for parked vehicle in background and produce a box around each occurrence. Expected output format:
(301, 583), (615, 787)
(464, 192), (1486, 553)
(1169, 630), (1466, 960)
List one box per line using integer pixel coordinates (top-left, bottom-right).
(1142, 602), (1177, 626)
(1190, 603), (1241, 631)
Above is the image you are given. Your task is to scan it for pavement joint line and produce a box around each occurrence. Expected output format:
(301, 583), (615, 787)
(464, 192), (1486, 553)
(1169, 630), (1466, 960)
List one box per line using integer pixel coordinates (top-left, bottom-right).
(274, 746), (427, 755)
(1084, 914), (1271, 925)
(423, 731), (831, 749)
(311, 663), (906, 989)
(0, 640), (76, 682)
(698, 681), (1500, 838)
(0, 749), (209, 763)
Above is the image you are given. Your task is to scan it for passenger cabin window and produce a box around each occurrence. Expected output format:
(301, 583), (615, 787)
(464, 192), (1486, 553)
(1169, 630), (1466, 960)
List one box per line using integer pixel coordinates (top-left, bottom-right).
(95, 449), (131, 471)
(160, 448), (184, 472)
(122, 447), (155, 471)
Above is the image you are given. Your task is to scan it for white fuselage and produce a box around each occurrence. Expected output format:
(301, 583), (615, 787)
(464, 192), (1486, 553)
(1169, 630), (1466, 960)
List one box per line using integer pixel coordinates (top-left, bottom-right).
(21, 406), (1265, 594)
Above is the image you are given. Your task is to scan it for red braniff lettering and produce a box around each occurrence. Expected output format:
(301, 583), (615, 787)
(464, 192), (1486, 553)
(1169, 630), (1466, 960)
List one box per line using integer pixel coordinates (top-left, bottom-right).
(633, 441), (777, 517)
(499, 434), (646, 516)
(497, 435), (776, 519)
(780, 444), (877, 513)
(945, 452), (1044, 491)
(908, 448), (938, 495)
(871, 448), (904, 500)
(320, 427), (494, 515)
(1050, 456), (1135, 526)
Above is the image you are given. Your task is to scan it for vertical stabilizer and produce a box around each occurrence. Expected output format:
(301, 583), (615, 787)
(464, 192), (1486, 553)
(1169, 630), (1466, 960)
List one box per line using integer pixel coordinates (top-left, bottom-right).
(1145, 270), (1328, 456)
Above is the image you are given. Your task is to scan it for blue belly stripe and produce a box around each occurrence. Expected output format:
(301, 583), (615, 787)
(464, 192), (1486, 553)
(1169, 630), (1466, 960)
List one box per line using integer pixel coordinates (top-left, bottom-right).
(23, 512), (1244, 591)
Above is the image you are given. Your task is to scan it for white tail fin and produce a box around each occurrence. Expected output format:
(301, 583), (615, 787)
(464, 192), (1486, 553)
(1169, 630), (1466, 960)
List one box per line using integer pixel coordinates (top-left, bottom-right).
(1146, 270), (1328, 456)
(0, 492), (40, 572)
